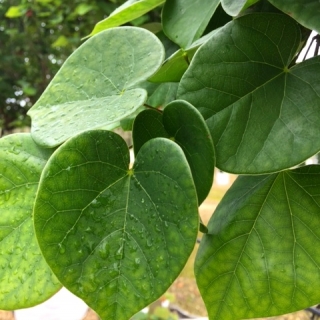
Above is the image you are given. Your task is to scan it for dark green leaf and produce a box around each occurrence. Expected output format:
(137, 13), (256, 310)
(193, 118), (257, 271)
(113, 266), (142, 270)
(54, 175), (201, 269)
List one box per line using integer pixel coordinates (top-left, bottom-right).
(195, 165), (320, 319)
(178, 13), (320, 174)
(28, 27), (164, 148)
(34, 130), (198, 320)
(162, 0), (220, 48)
(268, 0), (320, 33)
(133, 100), (215, 204)
(0, 134), (61, 309)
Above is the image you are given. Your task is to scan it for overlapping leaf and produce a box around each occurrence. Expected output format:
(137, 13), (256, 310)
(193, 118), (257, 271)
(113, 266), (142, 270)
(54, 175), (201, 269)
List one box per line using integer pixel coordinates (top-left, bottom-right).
(149, 30), (220, 83)
(0, 133), (61, 309)
(195, 165), (320, 319)
(87, 0), (165, 37)
(33, 130), (199, 320)
(221, 0), (259, 16)
(162, 0), (220, 49)
(133, 100), (215, 204)
(268, 0), (320, 33)
(28, 27), (164, 148)
(178, 13), (320, 174)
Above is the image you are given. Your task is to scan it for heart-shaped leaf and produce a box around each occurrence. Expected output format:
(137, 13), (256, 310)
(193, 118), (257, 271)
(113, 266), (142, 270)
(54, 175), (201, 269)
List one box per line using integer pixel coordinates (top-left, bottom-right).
(178, 13), (320, 174)
(195, 165), (320, 319)
(0, 133), (61, 309)
(33, 130), (199, 320)
(88, 0), (165, 37)
(268, 0), (320, 34)
(133, 100), (215, 204)
(162, 0), (220, 48)
(28, 27), (165, 148)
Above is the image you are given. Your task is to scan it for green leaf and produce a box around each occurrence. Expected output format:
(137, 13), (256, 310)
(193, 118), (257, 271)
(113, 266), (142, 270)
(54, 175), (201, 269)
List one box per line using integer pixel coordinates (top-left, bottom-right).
(162, 0), (220, 48)
(88, 0), (165, 37)
(268, 0), (320, 34)
(221, 0), (256, 16)
(33, 130), (198, 320)
(149, 29), (220, 83)
(5, 5), (26, 18)
(147, 82), (179, 107)
(0, 133), (61, 309)
(178, 13), (320, 174)
(133, 100), (215, 204)
(74, 3), (96, 16)
(195, 165), (320, 319)
(28, 27), (164, 148)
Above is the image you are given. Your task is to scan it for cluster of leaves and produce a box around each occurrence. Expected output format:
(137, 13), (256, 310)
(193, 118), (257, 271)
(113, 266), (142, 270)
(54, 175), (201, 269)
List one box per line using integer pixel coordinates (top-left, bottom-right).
(0, 0), (159, 133)
(1, 0), (320, 320)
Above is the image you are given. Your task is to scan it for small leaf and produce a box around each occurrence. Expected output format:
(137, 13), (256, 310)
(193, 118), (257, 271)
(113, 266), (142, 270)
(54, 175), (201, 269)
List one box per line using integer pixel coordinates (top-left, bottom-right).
(0, 133), (61, 309)
(178, 13), (320, 174)
(195, 165), (320, 319)
(28, 27), (164, 147)
(88, 0), (165, 37)
(149, 29), (220, 83)
(133, 100), (215, 204)
(34, 130), (199, 320)
(162, 0), (220, 48)
(268, 0), (320, 34)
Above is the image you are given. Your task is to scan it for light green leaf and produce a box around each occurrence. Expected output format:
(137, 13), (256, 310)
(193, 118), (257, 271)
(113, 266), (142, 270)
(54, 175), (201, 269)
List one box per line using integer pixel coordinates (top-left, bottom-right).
(162, 0), (220, 48)
(195, 165), (320, 319)
(149, 29), (220, 83)
(34, 130), (198, 320)
(28, 27), (164, 148)
(147, 82), (179, 106)
(88, 0), (165, 37)
(0, 133), (61, 309)
(268, 0), (320, 34)
(133, 100), (215, 204)
(5, 5), (26, 18)
(178, 13), (320, 174)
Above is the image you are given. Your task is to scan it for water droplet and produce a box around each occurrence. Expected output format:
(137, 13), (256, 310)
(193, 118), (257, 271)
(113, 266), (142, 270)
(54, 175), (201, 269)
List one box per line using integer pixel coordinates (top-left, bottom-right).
(98, 242), (110, 259)
(115, 244), (124, 260)
(141, 198), (145, 204)
(135, 258), (140, 265)
(91, 199), (101, 208)
(147, 239), (152, 247)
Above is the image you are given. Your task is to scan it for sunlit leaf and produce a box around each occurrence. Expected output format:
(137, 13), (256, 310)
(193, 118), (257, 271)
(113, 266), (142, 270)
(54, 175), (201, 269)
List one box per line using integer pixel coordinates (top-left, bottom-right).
(88, 0), (165, 37)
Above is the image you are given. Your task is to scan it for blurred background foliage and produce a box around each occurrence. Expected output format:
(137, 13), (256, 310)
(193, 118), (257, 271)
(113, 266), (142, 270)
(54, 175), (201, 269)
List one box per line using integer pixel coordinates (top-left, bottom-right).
(0, 0), (161, 135)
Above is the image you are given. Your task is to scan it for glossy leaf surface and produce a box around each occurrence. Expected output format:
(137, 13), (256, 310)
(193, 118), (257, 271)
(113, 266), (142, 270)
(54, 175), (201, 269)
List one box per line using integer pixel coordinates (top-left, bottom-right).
(28, 27), (164, 147)
(34, 130), (198, 320)
(162, 0), (219, 48)
(178, 13), (320, 174)
(195, 165), (320, 319)
(133, 100), (215, 204)
(88, 0), (165, 37)
(0, 134), (60, 309)
(269, 0), (320, 33)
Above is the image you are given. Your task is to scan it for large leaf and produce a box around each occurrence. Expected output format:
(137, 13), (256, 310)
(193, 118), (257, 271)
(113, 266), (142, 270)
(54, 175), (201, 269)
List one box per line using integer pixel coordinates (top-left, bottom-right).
(195, 165), (320, 319)
(133, 100), (215, 204)
(33, 130), (199, 320)
(162, 0), (220, 48)
(28, 27), (164, 148)
(0, 133), (61, 309)
(268, 0), (320, 34)
(88, 0), (165, 37)
(178, 13), (320, 174)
